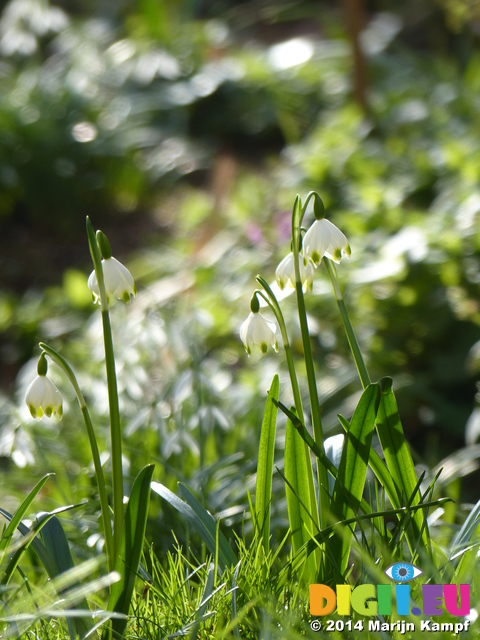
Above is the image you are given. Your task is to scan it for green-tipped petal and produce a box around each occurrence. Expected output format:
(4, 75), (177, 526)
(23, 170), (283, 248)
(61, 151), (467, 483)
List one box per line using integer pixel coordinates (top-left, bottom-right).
(303, 218), (350, 266)
(91, 256), (136, 305)
(25, 374), (63, 421)
(276, 252), (314, 292)
(240, 311), (278, 356)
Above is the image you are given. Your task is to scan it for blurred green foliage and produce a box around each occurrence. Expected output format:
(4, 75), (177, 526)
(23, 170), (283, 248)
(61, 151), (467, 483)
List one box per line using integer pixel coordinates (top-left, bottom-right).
(1, 0), (480, 555)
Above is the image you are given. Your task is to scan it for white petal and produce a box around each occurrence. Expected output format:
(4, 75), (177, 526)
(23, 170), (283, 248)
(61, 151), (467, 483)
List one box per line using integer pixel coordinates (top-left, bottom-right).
(275, 253), (296, 290)
(239, 314), (252, 354)
(303, 219), (331, 266)
(25, 376), (47, 417)
(25, 375), (63, 420)
(87, 269), (100, 303)
(43, 377), (63, 418)
(276, 252), (314, 292)
(323, 219), (351, 263)
(301, 255), (314, 292)
(303, 218), (350, 265)
(102, 257), (136, 302)
(240, 312), (277, 355)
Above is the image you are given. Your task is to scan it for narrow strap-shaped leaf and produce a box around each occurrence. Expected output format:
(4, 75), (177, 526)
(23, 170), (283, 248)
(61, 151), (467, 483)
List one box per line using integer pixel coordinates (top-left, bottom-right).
(40, 516), (91, 638)
(151, 482), (237, 573)
(284, 412), (318, 579)
(0, 474), (54, 554)
(450, 498), (480, 555)
(0, 503), (85, 586)
(0, 507), (57, 578)
(255, 375), (279, 558)
(330, 383), (380, 578)
(375, 377), (429, 552)
(178, 483), (237, 571)
(106, 464), (155, 640)
(277, 496), (452, 590)
(277, 401), (374, 520)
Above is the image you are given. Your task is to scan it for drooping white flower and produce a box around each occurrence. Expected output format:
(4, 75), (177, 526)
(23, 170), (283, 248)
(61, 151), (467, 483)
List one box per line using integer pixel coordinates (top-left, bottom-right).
(88, 257), (137, 304)
(275, 252), (314, 292)
(25, 375), (63, 420)
(240, 312), (278, 355)
(303, 218), (351, 267)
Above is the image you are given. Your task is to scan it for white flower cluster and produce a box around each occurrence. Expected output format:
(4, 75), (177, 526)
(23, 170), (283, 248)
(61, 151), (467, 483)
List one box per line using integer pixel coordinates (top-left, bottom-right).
(240, 215), (350, 355)
(26, 241), (137, 421)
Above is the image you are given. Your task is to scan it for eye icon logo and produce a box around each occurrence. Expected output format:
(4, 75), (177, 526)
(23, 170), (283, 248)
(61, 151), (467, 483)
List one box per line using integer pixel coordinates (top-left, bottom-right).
(384, 562), (423, 583)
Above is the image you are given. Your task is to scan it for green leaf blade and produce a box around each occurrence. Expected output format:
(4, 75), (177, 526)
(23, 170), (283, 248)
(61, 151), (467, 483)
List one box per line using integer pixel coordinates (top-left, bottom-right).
(375, 377), (429, 551)
(107, 463), (155, 639)
(151, 481), (236, 574)
(178, 483), (237, 571)
(0, 473), (54, 555)
(330, 383), (380, 577)
(255, 374), (279, 557)
(284, 413), (318, 579)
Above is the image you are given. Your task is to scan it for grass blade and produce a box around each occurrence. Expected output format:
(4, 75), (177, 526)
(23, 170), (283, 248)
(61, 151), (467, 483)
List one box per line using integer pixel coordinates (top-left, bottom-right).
(106, 463), (155, 640)
(277, 496), (452, 590)
(450, 498), (480, 555)
(255, 375), (279, 558)
(0, 473), (54, 555)
(187, 562), (215, 640)
(151, 482), (237, 573)
(0, 503), (86, 586)
(178, 483), (237, 571)
(441, 498), (480, 582)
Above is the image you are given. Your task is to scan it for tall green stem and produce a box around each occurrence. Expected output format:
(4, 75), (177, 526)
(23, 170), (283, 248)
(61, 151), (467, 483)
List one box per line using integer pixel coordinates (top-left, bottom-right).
(39, 342), (114, 572)
(292, 197), (330, 528)
(86, 218), (124, 561)
(254, 279), (304, 424)
(255, 278), (321, 545)
(324, 258), (370, 389)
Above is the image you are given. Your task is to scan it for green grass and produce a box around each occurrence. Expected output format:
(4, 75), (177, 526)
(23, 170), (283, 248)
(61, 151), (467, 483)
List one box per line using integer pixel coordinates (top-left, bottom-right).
(3, 512), (479, 639)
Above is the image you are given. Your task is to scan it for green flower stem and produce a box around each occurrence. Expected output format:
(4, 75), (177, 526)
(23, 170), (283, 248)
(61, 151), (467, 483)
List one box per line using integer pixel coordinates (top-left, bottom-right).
(86, 218), (124, 562)
(292, 197), (330, 528)
(255, 278), (322, 548)
(324, 258), (371, 389)
(254, 279), (304, 423)
(39, 342), (114, 572)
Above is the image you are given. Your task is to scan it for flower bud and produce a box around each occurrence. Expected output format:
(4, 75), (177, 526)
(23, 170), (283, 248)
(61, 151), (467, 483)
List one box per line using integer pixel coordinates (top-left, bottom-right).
(96, 230), (112, 260)
(313, 193), (325, 220)
(250, 293), (260, 313)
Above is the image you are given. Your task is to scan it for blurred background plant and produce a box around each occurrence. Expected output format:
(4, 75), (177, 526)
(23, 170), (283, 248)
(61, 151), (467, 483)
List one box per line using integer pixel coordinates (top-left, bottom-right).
(2, 0), (480, 626)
